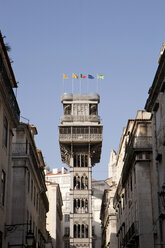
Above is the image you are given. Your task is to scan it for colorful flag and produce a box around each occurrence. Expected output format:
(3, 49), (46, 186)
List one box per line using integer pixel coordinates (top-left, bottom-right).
(80, 74), (86, 79)
(63, 74), (69, 79)
(97, 74), (104, 79)
(73, 73), (78, 79)
(88, 74), (95, 79)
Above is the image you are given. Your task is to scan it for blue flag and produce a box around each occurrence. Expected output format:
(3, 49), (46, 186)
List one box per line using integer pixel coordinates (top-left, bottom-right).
(88, 74), (95, 79)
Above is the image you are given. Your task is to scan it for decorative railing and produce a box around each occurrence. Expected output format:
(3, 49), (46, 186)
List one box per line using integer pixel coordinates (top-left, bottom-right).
(61, 115), (101, 123)
(12, 143), (29, 155)
(59, 133), (102, 142)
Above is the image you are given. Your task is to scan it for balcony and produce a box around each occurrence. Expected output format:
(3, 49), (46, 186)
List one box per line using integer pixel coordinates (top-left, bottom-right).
(60, 115), (101, 123)
(12, 143), (29, 155)
(122, 222), (139, 247)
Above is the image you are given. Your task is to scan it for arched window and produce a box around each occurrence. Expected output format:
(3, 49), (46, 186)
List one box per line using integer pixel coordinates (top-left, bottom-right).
(78, 224), (80, 238)
(78, 155), (80, 167)
(82, 224), (85, 238)
(85, 176), (88, 189)
(85, 199), (88, 212)
(74, 199), (76, 211)
(81, 155), (84, 167)
(85, 155), (88, 167)
(81, 176), (84, 189)
(85, 225), (88, 238)
(74, 176), (76, 188)
(74, 155), (77, 167)
(77, 176), (80, 189)
(74, 224), (77, 238)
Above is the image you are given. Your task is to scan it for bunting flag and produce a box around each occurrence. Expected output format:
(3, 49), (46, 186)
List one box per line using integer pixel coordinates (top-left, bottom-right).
(63, 74), (69, 79)
(73, 73), (78, 79)
(80, 74), (86, 79)
(97, 74), (104, 79)
(88, 74), (95, 79)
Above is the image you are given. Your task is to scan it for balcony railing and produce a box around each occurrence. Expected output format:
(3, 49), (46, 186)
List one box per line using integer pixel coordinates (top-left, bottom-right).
(59, 133), (102, 142)
(131, 136), (152, 149)
(122, 222), (139, 247)
(60, 115), (101, 123)
(12, 143), (29, 155)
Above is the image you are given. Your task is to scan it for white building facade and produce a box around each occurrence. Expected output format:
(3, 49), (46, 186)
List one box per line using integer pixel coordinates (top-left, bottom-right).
(46, 169), (107, 248)
(45, 168), (70, 248)
(46, 181), (63, 248)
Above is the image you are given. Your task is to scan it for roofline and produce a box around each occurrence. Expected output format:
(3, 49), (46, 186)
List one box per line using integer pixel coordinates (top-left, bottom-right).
(145, 45), (165, 111)
(0, 31), (17, 88)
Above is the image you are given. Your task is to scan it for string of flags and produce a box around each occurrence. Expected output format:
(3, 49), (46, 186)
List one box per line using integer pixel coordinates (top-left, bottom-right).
(63, 73), (104, 80)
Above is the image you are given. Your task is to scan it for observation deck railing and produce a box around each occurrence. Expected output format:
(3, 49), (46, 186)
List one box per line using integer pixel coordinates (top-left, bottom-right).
(60, 115), (101, 123)
(59, 133), (102, 142)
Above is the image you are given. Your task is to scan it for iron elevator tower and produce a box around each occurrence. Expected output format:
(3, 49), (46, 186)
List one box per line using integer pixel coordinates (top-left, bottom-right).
(59, 93), (103, 248)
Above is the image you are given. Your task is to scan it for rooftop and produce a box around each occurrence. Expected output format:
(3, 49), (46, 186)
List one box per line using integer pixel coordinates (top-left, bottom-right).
(61, 93), (100, 102)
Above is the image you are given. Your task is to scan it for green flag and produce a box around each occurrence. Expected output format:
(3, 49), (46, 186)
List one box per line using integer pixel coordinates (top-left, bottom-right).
(97, 74), (104, 79)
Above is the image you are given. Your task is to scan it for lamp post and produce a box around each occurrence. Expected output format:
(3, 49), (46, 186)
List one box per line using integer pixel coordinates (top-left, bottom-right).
(5, 221), (35, 247)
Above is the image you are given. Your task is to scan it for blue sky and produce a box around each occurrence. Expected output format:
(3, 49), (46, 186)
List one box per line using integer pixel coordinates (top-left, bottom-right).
(0, 0), (164, 179)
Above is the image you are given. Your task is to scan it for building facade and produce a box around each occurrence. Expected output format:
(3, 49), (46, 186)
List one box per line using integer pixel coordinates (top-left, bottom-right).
(45, 168), (70, 248)
(145, 44), (165, 247)
(113, 111), (154, 248)
(6, 123), (49, 247)
(91, 180), (109, 248)
(0, 31), (20, 248)
(59, 93), (103, 248)
(46, 169), (108, 248)
(100, 179), (117, 248)
(46, 181), (63, 248)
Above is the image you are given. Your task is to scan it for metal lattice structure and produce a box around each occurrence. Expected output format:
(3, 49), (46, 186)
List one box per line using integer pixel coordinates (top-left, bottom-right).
(59, 93), (103, 248)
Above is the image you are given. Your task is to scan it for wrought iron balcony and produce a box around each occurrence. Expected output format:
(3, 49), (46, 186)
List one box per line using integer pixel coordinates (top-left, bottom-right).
(59, 126), (103, 143)
(122, 222), (139, 247)
(60, 115), (101, 123)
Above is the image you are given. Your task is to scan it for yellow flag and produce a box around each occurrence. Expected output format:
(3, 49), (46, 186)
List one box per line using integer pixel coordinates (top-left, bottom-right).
(73, 73), (78, 79)
(63, 74), (69, 79)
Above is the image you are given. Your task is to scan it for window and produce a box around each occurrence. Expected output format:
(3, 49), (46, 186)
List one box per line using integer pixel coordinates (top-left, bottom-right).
(130, 175), (132, 192)
(92, 226), (95, 236)
(65, 214), (70, 222)
(64, 104), (71, 115)
(64, 227), (70, 236)
(0, 231), (2, 248)
(1, 170), (6, 206)
(27, 172), (30, 193)
(31, 180), (33, 200)
(64, 241), (70, 248)
(34, 186), (36, 206)
(36, 193), (38, 211)
(3, 117), (8, 147)
(89, 104), (97, 115)
(27, 210), (29, 222)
